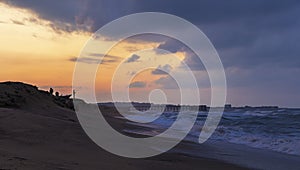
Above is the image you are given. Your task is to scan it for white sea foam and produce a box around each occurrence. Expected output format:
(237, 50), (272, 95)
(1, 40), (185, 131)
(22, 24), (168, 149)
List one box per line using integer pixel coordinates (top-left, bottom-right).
(117, 108), (300, 156)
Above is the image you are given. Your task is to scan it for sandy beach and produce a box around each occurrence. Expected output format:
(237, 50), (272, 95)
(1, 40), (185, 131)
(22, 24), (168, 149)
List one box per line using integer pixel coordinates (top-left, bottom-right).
(0, 82), (248, 169)
(1, 82), (299, 170)
(0, 108), (247, 170)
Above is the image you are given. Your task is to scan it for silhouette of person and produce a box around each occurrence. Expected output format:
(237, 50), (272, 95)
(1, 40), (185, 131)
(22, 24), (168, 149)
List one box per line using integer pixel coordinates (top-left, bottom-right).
(73, 89), (76, 99)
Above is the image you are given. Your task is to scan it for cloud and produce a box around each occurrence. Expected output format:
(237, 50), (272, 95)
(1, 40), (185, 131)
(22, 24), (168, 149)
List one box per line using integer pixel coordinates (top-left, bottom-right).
(125, 54), (140, 63)
(180, 53), (205, 71)
(154, 76), (178, 89)
(127, 71), (137, 76)
(69, 53), (120, 65)
(88, 53), (121, 60)
(155, 40), (206, 71)
(11, 19), (24, 25)
(69, 57), (99, 64)
(3, 0), (135, 33)
(154, 70), (210, 90)
(129, 81), (146, 88)
(154, 38), (208, 71)
(152, 64), (173, 75)
(156, 38), (186, 53)
(4, 0), (300, 106)
(5, 0), (300, 64)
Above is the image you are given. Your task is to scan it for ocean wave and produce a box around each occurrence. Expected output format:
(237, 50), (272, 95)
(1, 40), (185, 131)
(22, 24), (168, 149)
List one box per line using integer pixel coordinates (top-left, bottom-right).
(211, 125), (300, 156)
(118, 109), (300, 156)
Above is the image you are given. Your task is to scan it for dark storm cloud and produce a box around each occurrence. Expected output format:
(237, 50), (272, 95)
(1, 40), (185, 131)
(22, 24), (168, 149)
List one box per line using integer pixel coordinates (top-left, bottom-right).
(5, 1), (300, 64)
(200, 4), (300, 69)
(132, 0), (300, 25)
(181, 54), (205, 71)
(4, 0), (135, 32)
(156, 39), (184, 53)
(7, 0), (299, 32)
(4, 0), (300, 106)
(154, 38), (207, 71)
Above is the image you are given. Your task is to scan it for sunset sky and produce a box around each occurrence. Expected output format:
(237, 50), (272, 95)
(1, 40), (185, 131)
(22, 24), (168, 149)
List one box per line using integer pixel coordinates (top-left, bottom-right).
(1, 1), (300, 107)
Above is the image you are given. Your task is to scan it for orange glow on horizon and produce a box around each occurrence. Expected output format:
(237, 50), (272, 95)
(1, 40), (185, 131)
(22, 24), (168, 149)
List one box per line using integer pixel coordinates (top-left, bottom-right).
(1, 2), (189, 101)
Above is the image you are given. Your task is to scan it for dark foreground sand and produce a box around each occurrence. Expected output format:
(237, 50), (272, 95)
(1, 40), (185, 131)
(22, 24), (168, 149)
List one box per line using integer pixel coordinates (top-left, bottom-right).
(0, 106), (250, 170)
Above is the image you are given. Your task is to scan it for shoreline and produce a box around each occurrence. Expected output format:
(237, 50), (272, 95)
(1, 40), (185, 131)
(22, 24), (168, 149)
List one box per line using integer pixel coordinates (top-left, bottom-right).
(1, 102), (299, 169)
(0, 107), (248, 170)
(106, 107), (300, 170)
(171, 140), (300, 170)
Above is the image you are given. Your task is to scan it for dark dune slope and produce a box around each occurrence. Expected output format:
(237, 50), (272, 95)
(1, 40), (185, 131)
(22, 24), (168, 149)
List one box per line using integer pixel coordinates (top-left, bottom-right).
(0, 81), (75, 122)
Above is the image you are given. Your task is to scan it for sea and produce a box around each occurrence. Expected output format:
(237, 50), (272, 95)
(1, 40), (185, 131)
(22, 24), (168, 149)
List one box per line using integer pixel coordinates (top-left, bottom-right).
(119, 107), (300, 156)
